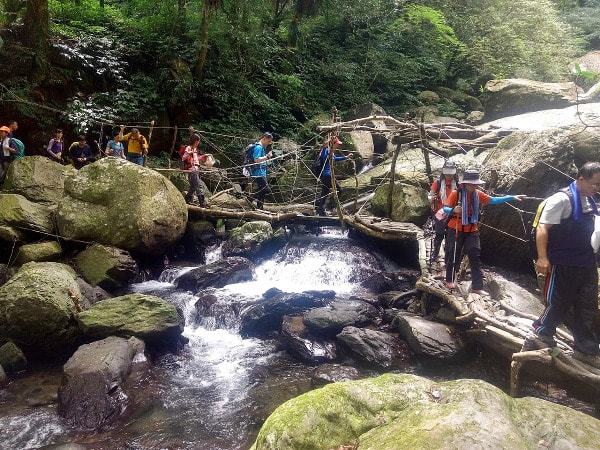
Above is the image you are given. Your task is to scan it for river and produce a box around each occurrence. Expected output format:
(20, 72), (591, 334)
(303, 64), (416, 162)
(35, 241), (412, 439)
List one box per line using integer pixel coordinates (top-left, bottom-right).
(0, 228), (597, 449)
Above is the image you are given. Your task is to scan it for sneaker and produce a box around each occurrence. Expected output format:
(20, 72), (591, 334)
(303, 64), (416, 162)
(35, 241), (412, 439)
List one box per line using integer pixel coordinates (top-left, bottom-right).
(572, 351), (600, 369)
(532, 333), (557, 349)
(445, 281), (456, 289)
(471, 289), (490, 296)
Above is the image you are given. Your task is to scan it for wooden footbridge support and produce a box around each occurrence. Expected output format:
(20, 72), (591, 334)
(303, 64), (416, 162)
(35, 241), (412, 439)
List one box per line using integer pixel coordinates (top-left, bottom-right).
(416, 275), (600, 396)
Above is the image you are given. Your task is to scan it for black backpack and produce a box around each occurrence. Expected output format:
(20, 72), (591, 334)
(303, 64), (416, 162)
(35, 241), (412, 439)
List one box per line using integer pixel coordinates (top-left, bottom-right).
(311, 148), (325, 176)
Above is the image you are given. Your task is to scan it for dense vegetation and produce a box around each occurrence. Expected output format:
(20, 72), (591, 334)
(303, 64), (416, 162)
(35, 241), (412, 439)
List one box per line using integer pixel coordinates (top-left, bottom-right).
(0, 0), (599, 151)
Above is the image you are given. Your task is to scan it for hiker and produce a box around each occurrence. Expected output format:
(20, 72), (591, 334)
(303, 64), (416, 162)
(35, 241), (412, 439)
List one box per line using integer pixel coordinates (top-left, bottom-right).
(248, 132), (274, 210)
(181, 133), (211, 206)
(0, 125), (16, 179)
(68, 135), (95, 169)
(8, 120), (18, 139)
(428, 160), (459, 261)
(533, 162), (600, 367)
(315, 136), (353, 216)
(105, 129), (125, 159)
(47, 129), (64, 163)
(118, 125), (147, 165)
(443, 168), (525, 296)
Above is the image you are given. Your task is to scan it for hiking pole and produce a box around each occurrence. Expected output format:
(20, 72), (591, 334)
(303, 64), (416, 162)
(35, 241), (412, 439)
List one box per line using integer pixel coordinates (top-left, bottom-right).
(450, 227), (459, 290)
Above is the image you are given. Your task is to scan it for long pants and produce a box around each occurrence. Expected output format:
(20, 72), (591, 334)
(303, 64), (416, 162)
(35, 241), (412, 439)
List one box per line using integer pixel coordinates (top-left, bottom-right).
(431, 215), (447, 258)
(315, 175), (342, 214)
(185, 171), (205, 204)
(250, 176), (270, 210)
(533, 264), (599, 355)
(444, 228), (483, 289)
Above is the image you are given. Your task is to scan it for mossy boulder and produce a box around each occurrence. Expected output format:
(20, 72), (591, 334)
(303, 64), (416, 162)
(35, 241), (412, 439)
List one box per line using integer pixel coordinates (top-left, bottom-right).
(2, 156), (74, 205)
(0, 193), (56, 235)
(0, 262), (82, 352)
(0, 340), (27, 372)
(222, 220), (275, 256)
(74, 243), (138, 291)
(370, 181), (429, 225)
(56, 158), (187, 255)
(76, 293), (184, 347)
(15, 241), (62, 264)
(251, 373), (600, 450)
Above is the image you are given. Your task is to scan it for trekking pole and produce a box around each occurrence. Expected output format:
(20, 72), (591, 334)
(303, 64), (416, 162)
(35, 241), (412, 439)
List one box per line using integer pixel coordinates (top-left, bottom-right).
(450, 227), (459, 289)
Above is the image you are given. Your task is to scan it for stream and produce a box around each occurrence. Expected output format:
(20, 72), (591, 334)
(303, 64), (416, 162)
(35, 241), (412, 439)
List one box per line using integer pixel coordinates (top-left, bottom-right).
(0, 228), (598, 449)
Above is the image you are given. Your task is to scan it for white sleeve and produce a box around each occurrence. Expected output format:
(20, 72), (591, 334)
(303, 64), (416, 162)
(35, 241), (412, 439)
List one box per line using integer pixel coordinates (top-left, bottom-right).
(539, 192), (571, 224)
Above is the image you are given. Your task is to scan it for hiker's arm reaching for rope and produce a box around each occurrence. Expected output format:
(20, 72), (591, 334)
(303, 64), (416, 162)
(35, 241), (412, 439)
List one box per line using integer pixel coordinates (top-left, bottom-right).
(489, 194), (526, 204)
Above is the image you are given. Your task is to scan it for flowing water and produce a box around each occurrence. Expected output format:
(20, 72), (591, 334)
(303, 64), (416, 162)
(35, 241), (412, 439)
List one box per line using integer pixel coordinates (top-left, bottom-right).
(0, 229), (598, 449)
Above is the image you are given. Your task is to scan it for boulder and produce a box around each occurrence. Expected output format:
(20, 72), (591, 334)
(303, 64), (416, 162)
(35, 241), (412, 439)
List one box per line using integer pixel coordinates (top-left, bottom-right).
(310, 363), (361, 385)
(76, 278), (111, 309)
(57, 336), (145, 429)
(0, 262), (82, 352)
(303, 298), (380, 336)
(74, 243), (138, 291)
(336, 326), (408, 368)
(56, 158), (187, 255)
(222, 220), (276, 257)
(250, 373), (600, 450)
(370, 181), (429, 225)
(76, 293), (184, 348)
(281, 315), (337, 363)
(2, 156), (73, 204)
(15, 240), (62, 264)
(180, 219), (218, 262)
(176, 256), (255, 291)
(391, 311), (473, 362)
(481, 78), (581, 121)
(0, 340), (27, 372)
(0, 193), (56, 236)
(239, 291), (333, 337)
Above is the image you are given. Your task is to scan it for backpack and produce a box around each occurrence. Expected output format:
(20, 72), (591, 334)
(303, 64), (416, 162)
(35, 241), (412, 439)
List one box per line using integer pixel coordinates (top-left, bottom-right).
(179, 145), (192, 170)
(10, 138), (24, 159)
(311, 148), (325, 176)
(243, 143), (258, 176)
(527, 187), (574, 260)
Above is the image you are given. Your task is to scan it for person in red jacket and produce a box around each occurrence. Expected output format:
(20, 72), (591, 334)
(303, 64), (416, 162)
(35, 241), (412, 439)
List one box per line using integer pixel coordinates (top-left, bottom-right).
(443, 169), (525, 296)
(428, 160), (458, 261)
(181, 133), (212, 206)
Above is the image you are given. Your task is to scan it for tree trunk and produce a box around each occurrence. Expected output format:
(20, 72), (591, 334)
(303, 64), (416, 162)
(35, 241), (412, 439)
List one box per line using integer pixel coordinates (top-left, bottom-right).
(24, 0), (49, 80)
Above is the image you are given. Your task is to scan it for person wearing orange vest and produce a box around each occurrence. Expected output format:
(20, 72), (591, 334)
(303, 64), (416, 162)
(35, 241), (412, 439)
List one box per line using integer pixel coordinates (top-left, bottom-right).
(428, 160), (458, 261)
(443, 169), (525, 296)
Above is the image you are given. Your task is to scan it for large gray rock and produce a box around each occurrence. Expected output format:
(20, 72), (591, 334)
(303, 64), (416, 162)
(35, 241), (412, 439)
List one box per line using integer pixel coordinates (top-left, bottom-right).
(303, 298), (380, 336)
(176, 256), (255, 291)
(76, 293), (184, 348)
(2, 155), (73, 204)
(481, 78), (581, 121)
(391, 311), (472, 361)
(58, 336), (145, 429)
(336, 326), (407, 368)
(74, 243), (138, 291)
(250, 373), (600, 450)
(15, 240), (62, 264)
(370, 181), (429, 225)
(0, 193), (56, 236)
(0, 262), (81, 351)
(281, 315), (337, 363)
(222, 220), (275, 257)
(56, 158), (187, 255)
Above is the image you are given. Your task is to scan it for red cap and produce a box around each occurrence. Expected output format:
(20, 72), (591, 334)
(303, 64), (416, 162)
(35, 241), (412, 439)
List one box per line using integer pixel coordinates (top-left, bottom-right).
(332, 136), (342, 145)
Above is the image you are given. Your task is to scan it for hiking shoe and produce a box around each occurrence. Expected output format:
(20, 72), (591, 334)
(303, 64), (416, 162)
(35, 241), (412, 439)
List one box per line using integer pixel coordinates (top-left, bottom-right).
(532, 333), (556, 349)
(573, 351), (600, 369)
(471, 289), (490, 297)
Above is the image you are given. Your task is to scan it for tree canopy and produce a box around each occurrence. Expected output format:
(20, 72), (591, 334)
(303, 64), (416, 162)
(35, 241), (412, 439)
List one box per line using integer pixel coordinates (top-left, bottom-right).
(0, 0), (595, 146)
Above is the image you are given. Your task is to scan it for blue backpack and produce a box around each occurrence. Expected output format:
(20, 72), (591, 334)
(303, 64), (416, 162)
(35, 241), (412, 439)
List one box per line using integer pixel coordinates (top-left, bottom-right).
(10, 138), (24, 159)
(242, 143), (258, 176)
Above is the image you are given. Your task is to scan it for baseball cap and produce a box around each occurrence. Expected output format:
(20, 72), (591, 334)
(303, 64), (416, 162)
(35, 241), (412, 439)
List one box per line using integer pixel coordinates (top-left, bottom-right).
(0, 126), (10, 133)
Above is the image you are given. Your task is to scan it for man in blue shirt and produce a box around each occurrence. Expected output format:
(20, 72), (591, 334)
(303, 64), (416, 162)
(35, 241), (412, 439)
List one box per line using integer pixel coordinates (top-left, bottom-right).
(315, 136), (353, 216)
(249, 132), (274, 210)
